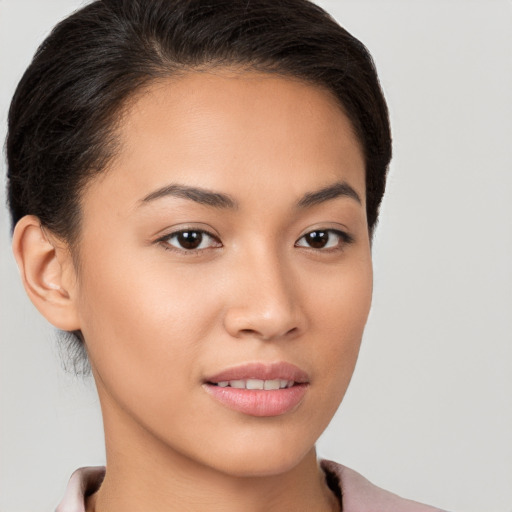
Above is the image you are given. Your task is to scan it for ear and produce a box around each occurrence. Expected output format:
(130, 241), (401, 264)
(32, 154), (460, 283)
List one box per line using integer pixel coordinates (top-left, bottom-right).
(12, 215), (81, 331)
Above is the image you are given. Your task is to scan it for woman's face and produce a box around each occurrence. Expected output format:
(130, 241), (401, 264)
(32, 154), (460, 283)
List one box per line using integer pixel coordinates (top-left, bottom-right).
(73, 71), (372, 476)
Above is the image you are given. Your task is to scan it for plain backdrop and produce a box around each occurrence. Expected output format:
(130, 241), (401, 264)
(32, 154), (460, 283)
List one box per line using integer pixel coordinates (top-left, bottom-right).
(1, 1), (511, 511)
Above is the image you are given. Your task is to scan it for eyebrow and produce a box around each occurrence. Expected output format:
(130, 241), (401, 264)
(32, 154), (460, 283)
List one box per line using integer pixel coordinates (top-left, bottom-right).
(139, 180), (361, 210)
(140, 184), (238, 209)
(296, 181), (362, 208)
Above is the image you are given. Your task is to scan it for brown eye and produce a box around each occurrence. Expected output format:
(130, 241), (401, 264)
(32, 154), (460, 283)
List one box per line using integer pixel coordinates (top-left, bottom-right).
(177, 231), (203, 249)
(163, 230), (221, 251)
(303, 230), (329, 249)
(295, 229), (351, 250)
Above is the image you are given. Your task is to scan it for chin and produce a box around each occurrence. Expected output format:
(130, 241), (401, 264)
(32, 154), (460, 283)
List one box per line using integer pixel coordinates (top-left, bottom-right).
(196, 428), (318, 478)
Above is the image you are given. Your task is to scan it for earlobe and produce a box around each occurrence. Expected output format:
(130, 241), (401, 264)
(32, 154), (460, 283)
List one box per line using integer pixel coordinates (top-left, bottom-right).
(12, 215), (81, 331)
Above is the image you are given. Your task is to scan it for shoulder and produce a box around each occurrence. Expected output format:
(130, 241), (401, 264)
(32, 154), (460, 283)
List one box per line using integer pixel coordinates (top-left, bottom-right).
(320, 459), (448, 512)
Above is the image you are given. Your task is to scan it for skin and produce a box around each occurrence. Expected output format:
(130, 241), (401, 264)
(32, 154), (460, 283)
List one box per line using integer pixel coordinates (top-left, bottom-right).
(13, 70), (372, 512)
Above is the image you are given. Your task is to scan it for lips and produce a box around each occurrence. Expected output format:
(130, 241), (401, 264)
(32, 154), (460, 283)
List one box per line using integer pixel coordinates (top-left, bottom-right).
(205, 361), (309, 384)
(203, 362), (309, 417)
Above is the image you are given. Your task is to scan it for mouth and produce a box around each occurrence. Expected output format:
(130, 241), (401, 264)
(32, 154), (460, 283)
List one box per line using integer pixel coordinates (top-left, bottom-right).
(203, 362), (309, 417)
(210, 378), (296, 390)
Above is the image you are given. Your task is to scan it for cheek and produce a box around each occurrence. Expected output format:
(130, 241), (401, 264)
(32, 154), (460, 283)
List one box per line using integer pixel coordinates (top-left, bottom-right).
(308, 250), (372, 336)
(75, 253), (233, 462)
(74, 243), (221, 402)
(306, 254), (373, 397)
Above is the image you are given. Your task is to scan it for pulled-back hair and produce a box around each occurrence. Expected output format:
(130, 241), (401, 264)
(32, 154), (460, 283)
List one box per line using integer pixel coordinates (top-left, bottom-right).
(7, 0), (391, 242)
(6, 0), (391, 372)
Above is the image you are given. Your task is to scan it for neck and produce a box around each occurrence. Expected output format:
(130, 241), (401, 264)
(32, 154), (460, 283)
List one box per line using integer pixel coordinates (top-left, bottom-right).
(88, 392), (339, 512)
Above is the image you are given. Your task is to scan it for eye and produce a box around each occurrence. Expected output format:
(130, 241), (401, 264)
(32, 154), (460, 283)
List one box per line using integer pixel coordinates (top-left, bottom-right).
(295, 229), (352, 250)
(160, 229), (222, 252)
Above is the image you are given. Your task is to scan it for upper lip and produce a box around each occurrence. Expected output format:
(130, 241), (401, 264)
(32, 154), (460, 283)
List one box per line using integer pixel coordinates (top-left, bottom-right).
(205, 362), (309, 384)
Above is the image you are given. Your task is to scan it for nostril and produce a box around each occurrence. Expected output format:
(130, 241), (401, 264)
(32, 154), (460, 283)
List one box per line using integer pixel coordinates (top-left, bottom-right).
(237, 326), (299, 340)
(223, 303), (302, 341)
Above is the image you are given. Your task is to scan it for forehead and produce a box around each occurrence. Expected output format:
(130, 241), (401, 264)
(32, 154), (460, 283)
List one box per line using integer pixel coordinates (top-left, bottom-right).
(85, 70), (365, 212)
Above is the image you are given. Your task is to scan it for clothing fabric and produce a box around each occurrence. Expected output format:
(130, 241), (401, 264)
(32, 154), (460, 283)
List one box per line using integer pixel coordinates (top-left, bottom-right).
(55, 460), (447, 511)
(320, 460), (446, 512)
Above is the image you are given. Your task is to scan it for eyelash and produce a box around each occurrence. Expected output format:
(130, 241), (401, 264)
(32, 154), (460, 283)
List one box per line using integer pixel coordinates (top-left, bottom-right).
(156, 228), (354, 255)
(295, 229), (354, 252)
(156, 229), (222, 255)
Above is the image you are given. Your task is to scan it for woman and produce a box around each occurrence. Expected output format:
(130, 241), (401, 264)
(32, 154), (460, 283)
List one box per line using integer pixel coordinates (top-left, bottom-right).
(3, 0), (466, 510)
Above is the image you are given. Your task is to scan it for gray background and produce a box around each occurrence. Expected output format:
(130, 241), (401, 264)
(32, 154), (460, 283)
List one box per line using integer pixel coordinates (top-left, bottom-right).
(1, 1), (511, 511)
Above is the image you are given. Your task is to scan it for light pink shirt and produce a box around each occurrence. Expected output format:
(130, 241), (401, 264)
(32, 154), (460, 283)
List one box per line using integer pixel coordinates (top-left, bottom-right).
(55, 460), (448, 511)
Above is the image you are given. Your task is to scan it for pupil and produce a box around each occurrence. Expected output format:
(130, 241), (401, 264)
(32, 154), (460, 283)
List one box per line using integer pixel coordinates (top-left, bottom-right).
(306, 231), (328, 248)
(178, 231), (202, 249)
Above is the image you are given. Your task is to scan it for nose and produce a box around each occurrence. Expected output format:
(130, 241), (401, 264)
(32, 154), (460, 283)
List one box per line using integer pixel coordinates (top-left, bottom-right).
(223, 251), (304, 341)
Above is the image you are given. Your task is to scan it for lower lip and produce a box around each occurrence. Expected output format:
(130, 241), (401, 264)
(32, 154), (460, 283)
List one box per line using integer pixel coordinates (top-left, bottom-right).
(203, 383), (308, 417)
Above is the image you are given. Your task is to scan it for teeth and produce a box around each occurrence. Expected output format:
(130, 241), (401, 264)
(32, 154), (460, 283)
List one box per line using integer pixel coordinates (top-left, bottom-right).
(246, 379), (264, 390)
(215, 379), (294, 389)
(263, 379), (280, 390)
